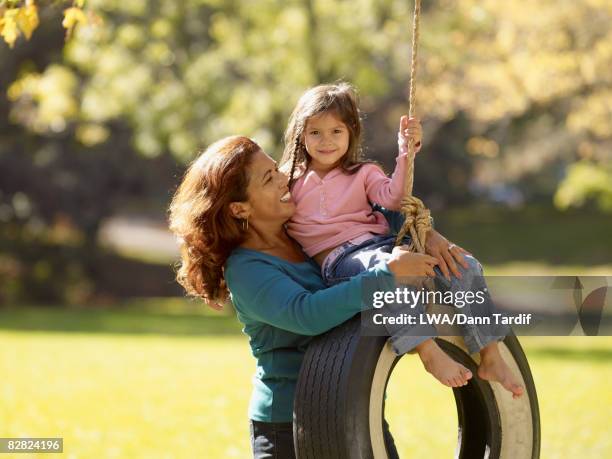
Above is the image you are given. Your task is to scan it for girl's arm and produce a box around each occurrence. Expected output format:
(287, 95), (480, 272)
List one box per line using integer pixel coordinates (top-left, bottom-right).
(365, 117), (422, 210)
(225, 257), (395, 336)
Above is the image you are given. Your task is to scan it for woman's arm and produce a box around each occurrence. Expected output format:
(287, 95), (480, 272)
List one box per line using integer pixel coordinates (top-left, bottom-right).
(226, 257), (395, 336)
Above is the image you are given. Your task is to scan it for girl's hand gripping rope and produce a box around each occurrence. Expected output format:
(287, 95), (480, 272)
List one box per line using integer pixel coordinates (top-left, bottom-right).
(398, 115), (422, 156)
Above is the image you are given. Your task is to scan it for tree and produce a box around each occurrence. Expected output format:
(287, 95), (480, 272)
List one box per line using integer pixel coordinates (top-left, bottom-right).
(5, 0), (611, 209)
(2, 0), (611, 303)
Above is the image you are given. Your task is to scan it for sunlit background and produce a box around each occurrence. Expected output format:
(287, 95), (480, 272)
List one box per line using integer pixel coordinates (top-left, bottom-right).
(1, 0), (611, 457)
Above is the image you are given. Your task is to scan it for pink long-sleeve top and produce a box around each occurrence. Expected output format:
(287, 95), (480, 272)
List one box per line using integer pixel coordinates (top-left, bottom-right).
(287, 152), (409, 257)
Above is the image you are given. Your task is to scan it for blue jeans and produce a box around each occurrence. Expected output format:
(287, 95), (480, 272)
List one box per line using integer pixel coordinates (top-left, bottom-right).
(322, 235), (511, 355)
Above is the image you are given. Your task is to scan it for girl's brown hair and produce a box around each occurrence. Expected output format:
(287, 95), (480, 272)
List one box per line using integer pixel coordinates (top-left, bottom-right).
(168, 136), (260, 306)
(280, 82), (370, 186)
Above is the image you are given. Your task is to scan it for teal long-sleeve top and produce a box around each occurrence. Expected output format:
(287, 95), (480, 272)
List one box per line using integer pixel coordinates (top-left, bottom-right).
(224, 247), (395, 422)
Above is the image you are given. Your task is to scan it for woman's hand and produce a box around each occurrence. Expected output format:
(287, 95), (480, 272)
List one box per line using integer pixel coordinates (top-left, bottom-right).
(399, 115), (422, 155)
(425, 229), (471, 281)
(387, 246), (439, 278)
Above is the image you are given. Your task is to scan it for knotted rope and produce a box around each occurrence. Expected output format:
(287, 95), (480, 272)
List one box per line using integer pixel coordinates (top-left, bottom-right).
(394, 0), (432, 253)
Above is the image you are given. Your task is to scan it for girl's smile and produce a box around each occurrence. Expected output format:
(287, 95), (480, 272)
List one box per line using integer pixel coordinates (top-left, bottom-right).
(303, 111), (349, 175)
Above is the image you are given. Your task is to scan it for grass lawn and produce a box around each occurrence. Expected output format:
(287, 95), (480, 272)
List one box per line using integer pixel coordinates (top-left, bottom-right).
(1, 303), (611, 458)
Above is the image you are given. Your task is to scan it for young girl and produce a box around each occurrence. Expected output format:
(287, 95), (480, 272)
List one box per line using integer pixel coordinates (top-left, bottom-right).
(282, 82), (423, 285)
(280, 82), (524, 397)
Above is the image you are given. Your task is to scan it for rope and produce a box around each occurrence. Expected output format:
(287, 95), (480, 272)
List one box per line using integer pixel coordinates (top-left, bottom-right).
(394, 0), (432, 253)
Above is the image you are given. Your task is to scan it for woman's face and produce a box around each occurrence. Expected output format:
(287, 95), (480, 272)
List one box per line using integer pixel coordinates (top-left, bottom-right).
(243, 149), (295, 225)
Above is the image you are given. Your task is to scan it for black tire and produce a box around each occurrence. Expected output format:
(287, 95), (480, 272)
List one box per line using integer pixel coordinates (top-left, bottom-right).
(294, 313), (540, 459)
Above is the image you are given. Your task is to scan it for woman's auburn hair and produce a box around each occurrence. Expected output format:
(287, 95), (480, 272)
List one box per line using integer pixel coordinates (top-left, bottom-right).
(280, 81), (370, 186)
(168, 135), (259, 306)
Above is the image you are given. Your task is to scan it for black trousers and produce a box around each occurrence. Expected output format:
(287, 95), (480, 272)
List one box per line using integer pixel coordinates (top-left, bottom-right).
(250, 418), (400, 458)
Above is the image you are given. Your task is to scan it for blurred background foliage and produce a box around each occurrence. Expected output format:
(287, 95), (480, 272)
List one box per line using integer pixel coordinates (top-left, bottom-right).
(2, 5), (610, 458)
(0, 0), (611, 305)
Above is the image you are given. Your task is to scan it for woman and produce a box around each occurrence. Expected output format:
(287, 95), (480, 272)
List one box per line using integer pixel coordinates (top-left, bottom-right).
(168, 136), (522, 458)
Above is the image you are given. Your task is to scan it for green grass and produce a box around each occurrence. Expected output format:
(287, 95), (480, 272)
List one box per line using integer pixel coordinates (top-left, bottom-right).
(0, 300), (241, 336)
(1, 305), (611, 458)
(0, 331), (252, 459)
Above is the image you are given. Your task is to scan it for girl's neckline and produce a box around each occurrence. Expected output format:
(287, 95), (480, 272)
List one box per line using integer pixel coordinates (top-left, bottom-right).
(306, 165), (342, 181)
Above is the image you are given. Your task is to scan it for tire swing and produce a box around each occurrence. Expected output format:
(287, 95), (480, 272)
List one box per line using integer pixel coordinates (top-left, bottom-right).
(293, 2), (541, 458)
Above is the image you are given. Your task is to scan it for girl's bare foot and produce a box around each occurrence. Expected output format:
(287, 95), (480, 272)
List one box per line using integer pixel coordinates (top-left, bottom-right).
(478, 343), (524, 399)
(416, 339), (472, 388)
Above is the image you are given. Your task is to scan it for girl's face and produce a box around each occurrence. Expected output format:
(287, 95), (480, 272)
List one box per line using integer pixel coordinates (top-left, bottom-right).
(303, 111), (350, 174)
(243, 149), (295, 225)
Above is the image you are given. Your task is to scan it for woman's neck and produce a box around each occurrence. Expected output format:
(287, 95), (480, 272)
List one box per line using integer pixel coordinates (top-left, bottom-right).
(241, 222), (305, 262)
(241, 222), (291, 251)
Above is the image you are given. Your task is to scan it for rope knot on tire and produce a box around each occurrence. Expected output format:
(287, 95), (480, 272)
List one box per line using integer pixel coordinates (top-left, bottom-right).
(395, 195), (432, 253)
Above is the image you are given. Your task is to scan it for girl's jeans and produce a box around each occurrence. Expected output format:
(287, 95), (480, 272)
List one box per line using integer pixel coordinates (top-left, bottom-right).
(321, 235), (511, 355)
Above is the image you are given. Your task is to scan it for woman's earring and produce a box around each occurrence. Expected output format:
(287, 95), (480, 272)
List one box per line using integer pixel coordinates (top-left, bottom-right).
(242, 216), (249, 231)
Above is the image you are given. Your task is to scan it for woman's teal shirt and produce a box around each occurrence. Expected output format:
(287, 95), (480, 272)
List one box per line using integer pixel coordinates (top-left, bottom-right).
(224, 247), (395, 422)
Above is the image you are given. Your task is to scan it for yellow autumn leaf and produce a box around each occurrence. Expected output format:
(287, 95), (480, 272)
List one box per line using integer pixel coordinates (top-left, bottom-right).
(17, 2), (40, 40)
(1, 9), (20, 48)
(62, 7), (87, 38)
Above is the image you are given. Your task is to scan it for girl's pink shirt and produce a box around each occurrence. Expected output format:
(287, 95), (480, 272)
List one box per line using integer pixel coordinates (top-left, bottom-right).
(287, 151), (409, 257)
